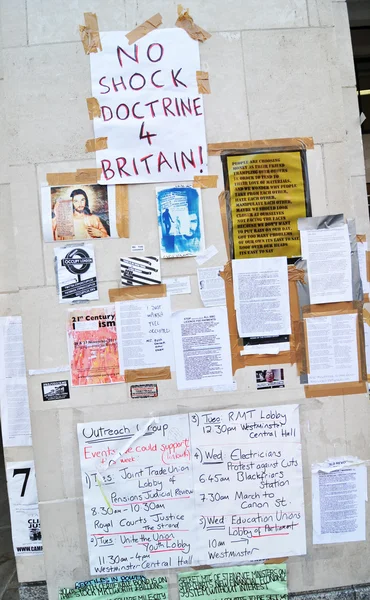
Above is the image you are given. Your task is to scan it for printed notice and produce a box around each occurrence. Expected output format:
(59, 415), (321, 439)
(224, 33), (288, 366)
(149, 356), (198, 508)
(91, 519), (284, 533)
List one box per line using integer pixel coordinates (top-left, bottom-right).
(90, 29), (207, 184)
(189, 404), (306, 562)
(77, 414), (195, 574)
(178, 564), (287, 600)
(300, 225), (352, 304)
(120, 256), (161, 287)
(6, 461), (43, 555)
(116, 297), (173, 372)
(55, 244), (98, 303)
(163, 277), (191, 296)
(232, 258), (291, 338)
(42, 380), (70, 401)
(312, 457), (367, 544)
(0, 317), (32, 447)
(60, 577), (167, 600)
(225, 151), (308, 259)
(306, 313), (359, 385)
(197, 267), (226, 307)
(172, 307), (233, 390)
(357, 239), (369, 296)
(67, 306), (125, 386)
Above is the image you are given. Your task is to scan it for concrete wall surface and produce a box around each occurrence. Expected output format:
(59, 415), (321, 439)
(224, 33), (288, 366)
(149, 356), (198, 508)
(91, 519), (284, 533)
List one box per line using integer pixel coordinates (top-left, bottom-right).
(0, 0), (369, 598)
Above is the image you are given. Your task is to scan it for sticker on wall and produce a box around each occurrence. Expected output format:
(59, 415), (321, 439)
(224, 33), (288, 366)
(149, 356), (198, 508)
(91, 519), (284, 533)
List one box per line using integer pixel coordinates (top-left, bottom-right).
(6, 461), (43, 555)
(120, 256), (161, 286)
(41, 184), (118, 242)
(130, 383), (158, 399)
(256, 368), (285, 389)
(157, 185), (205, 258)
(55, 244), (98, 303)
(42, 380), (70, 401)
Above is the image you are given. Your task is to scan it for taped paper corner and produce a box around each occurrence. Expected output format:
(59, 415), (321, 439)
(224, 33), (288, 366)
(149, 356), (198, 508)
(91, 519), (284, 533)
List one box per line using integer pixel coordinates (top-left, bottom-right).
(126, 13), (163, 44)
(175, 5), (211, 42)
(79, 12), (102, 55)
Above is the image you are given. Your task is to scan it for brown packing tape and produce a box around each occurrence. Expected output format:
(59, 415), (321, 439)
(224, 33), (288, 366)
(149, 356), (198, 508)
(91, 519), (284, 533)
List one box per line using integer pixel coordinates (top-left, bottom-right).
(85, 137), (108, 153)
(264, 558), (287, 565)
(196, 71), (211, 94)
(357, 234), (367, 243)
(193, 175), (218, 189)
(305, 381), (367, 398)
(126, 13), (163, 45)
(208, 137), (314, 155)
(364, 293), (370, 303)
(366, 251), (370, 282)
(218, 192), (230, 261)
(302, 320), (310, 374)
(109, 284), (167, 302)
(363, 308), (370, 328)
(115, 185), (129, 238)
(46, 168), (102, 186)
(368, 375), (370, 383)
(175, 4), (211, 42)
(79, 12), (102, 55)
(86, 97), (101, 120)
(124, 366), (171, 383)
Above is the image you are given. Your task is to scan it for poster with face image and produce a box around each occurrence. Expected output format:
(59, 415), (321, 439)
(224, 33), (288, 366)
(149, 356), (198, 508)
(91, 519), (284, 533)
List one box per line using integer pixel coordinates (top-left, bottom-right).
(156, 185), (205, 258)
(41, 184), (118, 242)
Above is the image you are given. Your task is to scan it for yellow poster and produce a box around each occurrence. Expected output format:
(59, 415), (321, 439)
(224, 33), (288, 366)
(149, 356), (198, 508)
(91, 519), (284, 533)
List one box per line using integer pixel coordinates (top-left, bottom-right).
(227, 151), (307, 258)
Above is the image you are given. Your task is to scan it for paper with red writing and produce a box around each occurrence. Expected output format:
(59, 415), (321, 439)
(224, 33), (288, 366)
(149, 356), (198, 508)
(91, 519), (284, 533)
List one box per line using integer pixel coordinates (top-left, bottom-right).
(77, 414), (195, 575)
(90, 29), (208, 184)
(67, 306), (125, 386)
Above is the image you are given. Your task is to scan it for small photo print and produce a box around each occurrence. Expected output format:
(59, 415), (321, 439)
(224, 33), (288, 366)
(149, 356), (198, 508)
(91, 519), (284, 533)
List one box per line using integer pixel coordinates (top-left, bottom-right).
(256, 368), (285, 390)
(42, 380), (70, 401)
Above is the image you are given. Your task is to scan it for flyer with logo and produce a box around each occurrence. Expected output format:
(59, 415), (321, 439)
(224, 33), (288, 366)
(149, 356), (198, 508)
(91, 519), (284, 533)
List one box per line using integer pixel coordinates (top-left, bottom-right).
(6, 461), (43, 556)
(55, 244), (98, 303)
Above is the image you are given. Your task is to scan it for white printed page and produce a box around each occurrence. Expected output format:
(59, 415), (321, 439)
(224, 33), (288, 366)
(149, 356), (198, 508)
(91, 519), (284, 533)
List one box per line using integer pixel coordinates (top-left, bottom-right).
(171, 307), (233, 390)
(357, 241), (370, 295)
(55, 244), (99, 303)
(197, 266), (226, 307)
(312, 457), (367, 544)
(306, 313), (359, 385)
(77, 415), (196, 575)
(301, 225), (352, 304)
(116, 297), (173, 372)
(189, 404), (306, 563)
(232, 258), (291, 338)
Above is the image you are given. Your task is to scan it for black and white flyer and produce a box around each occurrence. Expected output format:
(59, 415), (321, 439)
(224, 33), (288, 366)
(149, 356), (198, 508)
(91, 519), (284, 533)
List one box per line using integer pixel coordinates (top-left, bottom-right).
(54, 244), (98, 303)
(6, 461), (43, 555)
(42, 380), (70, 401)
(120, 256), (161, 286)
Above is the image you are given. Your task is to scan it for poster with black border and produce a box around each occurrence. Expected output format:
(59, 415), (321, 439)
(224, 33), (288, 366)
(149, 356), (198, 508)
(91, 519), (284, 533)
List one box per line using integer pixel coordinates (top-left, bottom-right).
(42, 380), (70, 401)
(222, 147), (311, 261)
(54, 243), (99, 303)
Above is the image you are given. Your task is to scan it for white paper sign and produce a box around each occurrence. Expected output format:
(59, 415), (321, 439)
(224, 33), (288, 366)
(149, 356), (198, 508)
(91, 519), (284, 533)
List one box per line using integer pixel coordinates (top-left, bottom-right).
(90, 29), (208, 184)
(172, 307), (233, 390)
(197, 266), (226, 307)
(190, 404), (306, 562)
(163, 276), (191, 295)
(357, 240), (370, 296)
(77, 414), (196, 575)
(116, 297), (174, 371)
(6, 461), (43, 555)
(312, 457), (367, 544)
(55, 244), (98, 303)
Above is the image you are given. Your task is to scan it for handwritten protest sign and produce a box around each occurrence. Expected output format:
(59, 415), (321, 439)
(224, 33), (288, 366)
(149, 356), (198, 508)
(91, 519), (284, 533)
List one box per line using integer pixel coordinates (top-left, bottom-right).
(178, 564), (287, 600)
(59, 575), (167, 600)
(90, 29), (208, 184)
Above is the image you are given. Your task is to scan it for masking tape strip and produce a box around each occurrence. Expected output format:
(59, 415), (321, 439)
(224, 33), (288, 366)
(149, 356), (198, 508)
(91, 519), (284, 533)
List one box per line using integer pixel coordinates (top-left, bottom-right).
(86, 97), (101, 120)
(357, 234), (366, 243)
(85, 137), (108, 153)
(363, 308), (370, 328)
(304, 381), (367, 398)
(193, 175), (218, 189)
(367, 375), (370, 383)
(126, 13), (163, 45)
(208, 137), (314, 155)
(46, 168), (102, 186)
(196, 71), (211, 94)
(124, 366), (171, 383)
(115, 185), (129, 238)
(79, 12), (102, 55)
(175, 4), (211, 42)
(109, 284), (167, 302)
(264, 558), (287, 565)
(364, 293), (370, 303)
(366, 251), (370, 282)
(218, 191), (230, 261)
